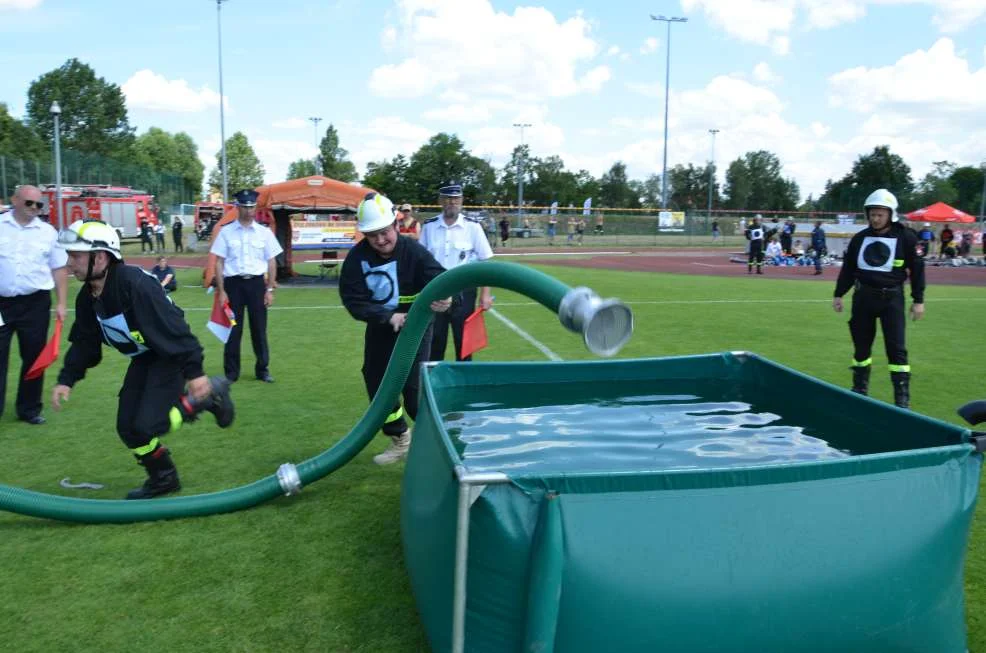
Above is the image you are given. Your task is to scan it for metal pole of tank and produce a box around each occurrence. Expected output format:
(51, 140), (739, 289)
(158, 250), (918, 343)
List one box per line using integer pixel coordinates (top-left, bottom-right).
(51, 101), (63, 224)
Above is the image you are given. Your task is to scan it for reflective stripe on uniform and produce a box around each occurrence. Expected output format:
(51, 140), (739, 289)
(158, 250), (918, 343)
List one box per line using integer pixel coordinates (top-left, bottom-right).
(851, 358), (872, 368)
(385, 406), (404, 424)
(893, 259), (904, 267)
(168, 407), (183, 433)
(398, 294), (419, 304)
(131, 437), (161, 457)
(888, 364), (911, 373)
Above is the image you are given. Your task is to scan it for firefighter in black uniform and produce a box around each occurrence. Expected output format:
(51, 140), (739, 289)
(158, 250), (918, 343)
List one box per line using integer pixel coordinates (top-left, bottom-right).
(833, 189), (925, 408)
(745, 214), (767, 274)
(339, 193), (451, 465)
(50, 220), (235, 499)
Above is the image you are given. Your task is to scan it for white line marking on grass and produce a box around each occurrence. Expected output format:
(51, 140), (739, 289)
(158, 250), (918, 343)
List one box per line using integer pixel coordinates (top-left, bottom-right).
(488, 308), (563, 361)
(495, 251), (631, 257)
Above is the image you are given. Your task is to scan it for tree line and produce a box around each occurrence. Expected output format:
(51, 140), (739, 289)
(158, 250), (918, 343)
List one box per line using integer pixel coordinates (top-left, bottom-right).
(3, 58), (983, 217)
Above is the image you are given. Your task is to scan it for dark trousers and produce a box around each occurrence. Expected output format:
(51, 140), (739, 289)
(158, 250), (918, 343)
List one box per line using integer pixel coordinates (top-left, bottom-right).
(362, 323), (433, 436)
(173, 230), (184, 252)
(849, 285), (907, 365)
(747, 244), (764, 268)
(0, 290), (51, 420)
(116, 354), (184, 451)
(430, 288), (477, 362)
(223, 275), (270, 381)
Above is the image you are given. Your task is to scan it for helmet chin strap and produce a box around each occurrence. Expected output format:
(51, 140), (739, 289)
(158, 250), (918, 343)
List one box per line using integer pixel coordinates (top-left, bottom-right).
(84, 251), (109, 283)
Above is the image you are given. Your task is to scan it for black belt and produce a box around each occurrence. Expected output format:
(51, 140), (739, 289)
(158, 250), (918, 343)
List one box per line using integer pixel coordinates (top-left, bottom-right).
(231, 274), (261, 280)
(854, 281), (902, 295)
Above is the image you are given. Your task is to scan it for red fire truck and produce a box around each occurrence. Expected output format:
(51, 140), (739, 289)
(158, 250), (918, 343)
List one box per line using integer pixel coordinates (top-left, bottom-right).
(41, 184), (158, 239)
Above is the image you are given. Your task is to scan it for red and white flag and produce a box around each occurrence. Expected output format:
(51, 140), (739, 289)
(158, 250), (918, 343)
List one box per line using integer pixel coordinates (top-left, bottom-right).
(207, 294), (236, 343)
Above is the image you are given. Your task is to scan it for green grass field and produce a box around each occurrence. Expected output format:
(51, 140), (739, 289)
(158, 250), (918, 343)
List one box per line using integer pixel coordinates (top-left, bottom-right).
(2, 262), (984, 652)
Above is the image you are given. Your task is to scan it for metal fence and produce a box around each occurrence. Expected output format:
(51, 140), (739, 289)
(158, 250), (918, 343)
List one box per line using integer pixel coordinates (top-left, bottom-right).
(0, 149), (194, 209)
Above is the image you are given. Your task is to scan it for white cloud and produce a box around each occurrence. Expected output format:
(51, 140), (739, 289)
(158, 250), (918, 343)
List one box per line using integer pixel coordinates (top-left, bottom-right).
(252, 138), (317, 183)
(345, 116), (433, 174)
(579, 65), (611, 93)
(381, 25), (398, 49)
(272, 117), (307, 129)
(753, 62), (780, 83)
(466, 122), (566, 160)
(810, 121), (830, 138)
(606, 45), (621, 56)
(828, 38), (986, 114)
(680, 1), (985, 51)
(123, 70), (225, 113)
(639, 37), (658, 54)
(422, 104), (493, 123)
(0, 0), (42, 8)
(369, 0), (608, 99)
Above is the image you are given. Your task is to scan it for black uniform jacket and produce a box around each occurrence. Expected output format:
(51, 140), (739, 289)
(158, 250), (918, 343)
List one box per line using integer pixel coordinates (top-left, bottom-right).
(339, 236), (446, 335)
(834, 223), (925, 303)
(57, 263), (205, 387)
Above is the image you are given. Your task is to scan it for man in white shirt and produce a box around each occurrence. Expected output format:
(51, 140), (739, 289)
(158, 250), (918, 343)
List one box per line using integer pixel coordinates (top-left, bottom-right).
(0, 185), (68, 424)
(418, 182), (493, 361)
(210, 189), (283, 383)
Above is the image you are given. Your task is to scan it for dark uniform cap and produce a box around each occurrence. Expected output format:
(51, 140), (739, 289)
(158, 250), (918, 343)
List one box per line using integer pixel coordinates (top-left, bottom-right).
(438, 182), (463, 197)
(234, 189), (259, 207)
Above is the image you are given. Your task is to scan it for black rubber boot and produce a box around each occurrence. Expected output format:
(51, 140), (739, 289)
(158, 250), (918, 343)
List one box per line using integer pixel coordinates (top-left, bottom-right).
(851, 366), (870, 395)
(180, 376), (235, 428)
(891, 371), (911, 409)
(126, 446), (181, 500)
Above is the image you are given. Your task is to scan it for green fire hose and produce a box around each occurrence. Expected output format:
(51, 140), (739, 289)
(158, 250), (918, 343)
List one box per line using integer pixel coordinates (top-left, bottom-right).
(0, 262), (632, 524)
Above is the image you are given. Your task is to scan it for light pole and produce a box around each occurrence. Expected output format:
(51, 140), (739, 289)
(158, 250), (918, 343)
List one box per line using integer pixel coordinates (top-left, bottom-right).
(707, 128), (719, 218)
(215, 0), (230, 204)
(309, 116), (322, 174)
(513, 122), (531, 226)
(651, 14), (687, 209)
(979, 161), (986, 229)
(50, 101), (62, 224)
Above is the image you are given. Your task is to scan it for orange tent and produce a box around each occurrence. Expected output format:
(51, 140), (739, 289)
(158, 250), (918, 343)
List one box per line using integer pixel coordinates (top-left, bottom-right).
(904, 202), (976, 223)
(202, 176), (376, 287)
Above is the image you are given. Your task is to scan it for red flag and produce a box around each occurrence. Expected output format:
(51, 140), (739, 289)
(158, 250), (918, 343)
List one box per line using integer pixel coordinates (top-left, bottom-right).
(459, 308), (488, 359)
(207, 294), (236, 343)
(24, 318), (63, 381)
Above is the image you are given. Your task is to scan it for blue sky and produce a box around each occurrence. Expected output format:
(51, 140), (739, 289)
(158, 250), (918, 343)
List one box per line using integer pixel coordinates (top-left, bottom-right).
(1, 0), (984, 199)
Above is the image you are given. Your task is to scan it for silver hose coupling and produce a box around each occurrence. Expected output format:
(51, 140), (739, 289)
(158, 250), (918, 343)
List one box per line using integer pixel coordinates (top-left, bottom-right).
(276, 463), (303, 496)
(557, 287), (634, 357)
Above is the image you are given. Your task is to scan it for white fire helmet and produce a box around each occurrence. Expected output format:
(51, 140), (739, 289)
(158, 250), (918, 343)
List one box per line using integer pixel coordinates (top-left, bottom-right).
(356, 192), (397, 233)
(58, 220), (122, 259)
(863, 188), (899, 223)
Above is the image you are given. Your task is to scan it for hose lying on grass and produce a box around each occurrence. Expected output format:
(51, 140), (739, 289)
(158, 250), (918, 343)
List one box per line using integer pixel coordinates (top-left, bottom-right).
(0, 262), (633, 524)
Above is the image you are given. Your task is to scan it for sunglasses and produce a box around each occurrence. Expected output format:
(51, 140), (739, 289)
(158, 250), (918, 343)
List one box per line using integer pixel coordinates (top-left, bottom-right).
(24, 199), (45, 209)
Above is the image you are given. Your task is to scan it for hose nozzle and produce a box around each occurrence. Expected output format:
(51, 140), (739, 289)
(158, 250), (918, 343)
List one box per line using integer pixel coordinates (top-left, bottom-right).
(557, 287), (633, 357)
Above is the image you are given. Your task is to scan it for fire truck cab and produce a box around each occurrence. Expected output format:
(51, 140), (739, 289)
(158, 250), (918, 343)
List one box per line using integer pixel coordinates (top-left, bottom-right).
(41, 184), (158, 240)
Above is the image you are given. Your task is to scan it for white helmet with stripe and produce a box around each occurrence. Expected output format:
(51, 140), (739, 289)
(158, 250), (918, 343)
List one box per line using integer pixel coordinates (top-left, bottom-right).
(356, 192), (397, 233)
(58, 220), (123, 259)
(863, 188), (899, 223)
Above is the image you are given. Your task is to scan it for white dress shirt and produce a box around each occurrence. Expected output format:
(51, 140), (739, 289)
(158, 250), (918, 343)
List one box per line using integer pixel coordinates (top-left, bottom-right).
(210, 220), (284, 277)
(419, 213), (494, 271)
(0, 212), (67, 297)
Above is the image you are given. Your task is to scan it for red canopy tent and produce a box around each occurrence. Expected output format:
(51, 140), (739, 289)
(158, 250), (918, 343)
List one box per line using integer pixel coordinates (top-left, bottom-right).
(203, 176), (376, 287)
(904, 202), (976, 223)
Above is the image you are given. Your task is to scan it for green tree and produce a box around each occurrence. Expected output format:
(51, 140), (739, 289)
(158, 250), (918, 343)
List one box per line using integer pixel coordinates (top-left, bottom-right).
(361, 154), (411, 202)
(598, 162), (640, 208)
(574, 170), (599, 207)
(25, 58), (134, 158)
(947, 165), (985, 216)
(286, 159), (318, 180)
(498, 145), (536, 205)
(208, 131), (265, 196)
(318, 124), (357, 182)
(405, 133), (496, 204)
(638, 174), (662, 208)
(912, 161), (958, 208)
(0, 103), (47, 161)
(818, 145), (913, 211)
(722, 151), (798, 211)
(668, 163), (719, 211)
(173, 132), (205, 200)
(527, 155), (579, 207)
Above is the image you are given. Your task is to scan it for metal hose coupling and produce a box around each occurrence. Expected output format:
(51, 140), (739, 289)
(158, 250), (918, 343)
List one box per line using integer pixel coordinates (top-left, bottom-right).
(557, 287), (633, 357)
(276, 463), (303, 496)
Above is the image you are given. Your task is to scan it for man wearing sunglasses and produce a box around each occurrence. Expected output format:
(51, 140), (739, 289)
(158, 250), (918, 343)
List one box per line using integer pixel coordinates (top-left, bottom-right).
(0, 185), (68, 425)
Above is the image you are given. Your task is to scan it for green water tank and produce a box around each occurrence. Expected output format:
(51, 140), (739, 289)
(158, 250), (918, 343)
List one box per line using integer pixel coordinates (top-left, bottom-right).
(400, 353), (979, 653)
